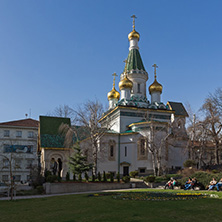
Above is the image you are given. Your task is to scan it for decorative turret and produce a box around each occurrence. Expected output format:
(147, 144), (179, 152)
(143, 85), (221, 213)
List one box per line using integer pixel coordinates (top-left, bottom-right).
(107, 73), (120, 109)
(120, 15), (148, 99)
(149, 64), (163, 103)
(119, 60), (133, 100)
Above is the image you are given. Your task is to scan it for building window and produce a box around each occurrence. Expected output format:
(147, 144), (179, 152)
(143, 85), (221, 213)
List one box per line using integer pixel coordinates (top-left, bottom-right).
(137, 83), (141, 93)
(14, 175), (21, 182)
(2, 175), (9, 182)
(139, 168), (146, 174)
(110, 145), (114, 157)
(3, 159), (9, 168)
(137, 138), (147, 160)
(125, 146), (127, 157)
(27, 175), (30, 182)
(16, 131), (22, 138)
(108, 140), (116, 161)
(140, 139), (145, 156)
(4, 130), (10, 137)
(26, 159), (33, 169)
(15, 159), (22, 169)
(28, 131), (34, 138)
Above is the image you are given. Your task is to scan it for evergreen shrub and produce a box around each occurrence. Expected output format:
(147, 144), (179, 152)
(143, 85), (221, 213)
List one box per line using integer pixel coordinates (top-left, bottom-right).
(144, 175), (156, 183)
(98, 172), (101, 182)
(85, 172), (89, 181)
(103, 171), (107, 182)
(122, 176), (130, 183)
(129, 171), (138, 178)
(116, 172), (120, 182)
(66, 172), (70, 181)
(110, 173), (114, 182)
(78, 174), (82, 182)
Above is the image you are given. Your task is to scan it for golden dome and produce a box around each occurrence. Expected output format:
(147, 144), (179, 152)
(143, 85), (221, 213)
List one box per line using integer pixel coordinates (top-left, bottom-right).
(119, 75), (133, 90)
(107, 87), (120, 100)
(128, 30), (140, 41)
(149, 79), (163, 94)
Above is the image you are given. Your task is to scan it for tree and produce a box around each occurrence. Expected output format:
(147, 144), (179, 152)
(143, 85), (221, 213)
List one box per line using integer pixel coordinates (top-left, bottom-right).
(200, 97), (222, 165)
(69, 142), (92, 179)
(60, 99), (110, 176)
(140, 122), (170, 176)
(53, 104), (74, 118)
(0, 153), (16, 200)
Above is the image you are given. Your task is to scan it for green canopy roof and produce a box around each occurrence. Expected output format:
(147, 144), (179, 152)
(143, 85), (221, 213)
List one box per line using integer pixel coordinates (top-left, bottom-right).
(126, 49), (146, 71)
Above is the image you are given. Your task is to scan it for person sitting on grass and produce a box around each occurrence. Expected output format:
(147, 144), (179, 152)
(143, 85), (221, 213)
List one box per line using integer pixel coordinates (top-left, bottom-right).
(184, 178), (192, 190)
(216, 178), (222, 192)
(164, 178), (174, 189)
(208, 178), (217, 191)
(191, 177), (198, 190)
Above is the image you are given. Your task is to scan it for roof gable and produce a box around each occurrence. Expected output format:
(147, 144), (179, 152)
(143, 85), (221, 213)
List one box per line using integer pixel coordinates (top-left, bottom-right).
(0, 118), (39, 128)
(167, 101), (188, 117)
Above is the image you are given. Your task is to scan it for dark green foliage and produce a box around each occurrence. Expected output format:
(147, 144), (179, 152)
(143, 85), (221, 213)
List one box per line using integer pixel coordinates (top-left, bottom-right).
(110, 173), (114, 182)
(78, 174), (82, 182)
(183, 159), (196, 168)
(73, 174), (76, 181)
(98, 172), (101, 182)
(66, 172), (70, 181)
(166, 174), (182, 180)
(69, 142), (92, 176)
(44, 170), (52, 178)
(154, 176), (167, 183)
(103, 171), (107, 182)
(144, 175), (156, 183)
(85, 172), (89, 181)
(46, 175), (57, 183)
(92, 174), (95, 182)
(106, 173), (111, 179)
(129, 171), (138, 178)
(36, 186), (44, 194)
(122, 176), (130, 183)
(57, 176), (62, 182)
(116, 172), (120, 182)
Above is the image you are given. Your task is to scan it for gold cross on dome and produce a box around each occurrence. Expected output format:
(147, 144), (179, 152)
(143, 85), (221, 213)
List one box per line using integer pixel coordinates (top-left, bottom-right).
(123, 59), (128, 74)
(152, 64), (158, 79)
(131, 15), (137, 30)
(112, 72), (117, 87)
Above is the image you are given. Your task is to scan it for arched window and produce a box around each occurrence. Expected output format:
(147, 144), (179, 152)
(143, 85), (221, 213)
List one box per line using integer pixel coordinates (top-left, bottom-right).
(110, 145), (114, 157)
(137, 138), (147, 160)
(108, 140), (116, 161)
(140, 139), (145, 155)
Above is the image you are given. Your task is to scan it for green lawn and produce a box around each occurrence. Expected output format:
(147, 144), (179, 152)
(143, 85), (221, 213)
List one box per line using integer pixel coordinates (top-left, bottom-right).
(0, 189), (222, 222)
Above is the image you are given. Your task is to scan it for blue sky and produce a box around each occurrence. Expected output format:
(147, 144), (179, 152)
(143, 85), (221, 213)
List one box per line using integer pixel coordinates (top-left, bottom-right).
(0, 0), (222, 122)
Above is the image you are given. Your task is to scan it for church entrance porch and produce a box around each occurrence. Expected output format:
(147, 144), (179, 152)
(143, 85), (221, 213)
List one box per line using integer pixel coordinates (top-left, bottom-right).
(123, 166), (129, 176)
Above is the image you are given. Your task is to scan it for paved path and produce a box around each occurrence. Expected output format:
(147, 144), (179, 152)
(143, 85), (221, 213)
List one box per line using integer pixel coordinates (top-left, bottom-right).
(0, 188), (144, 201)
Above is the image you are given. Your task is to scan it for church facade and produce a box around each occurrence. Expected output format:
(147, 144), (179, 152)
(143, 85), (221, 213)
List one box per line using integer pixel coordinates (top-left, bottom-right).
(81, 17), (189, 176)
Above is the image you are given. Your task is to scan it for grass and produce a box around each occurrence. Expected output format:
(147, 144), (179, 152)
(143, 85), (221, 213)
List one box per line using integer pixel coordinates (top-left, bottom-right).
(1, 189), (222, 222)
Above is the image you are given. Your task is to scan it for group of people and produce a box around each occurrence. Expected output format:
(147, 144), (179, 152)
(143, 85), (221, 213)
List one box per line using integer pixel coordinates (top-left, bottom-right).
(184, 177), (198, 190)
(207, 178), (222, 191)
(165, 177), (222, 191)
(164, 178), (178, 189)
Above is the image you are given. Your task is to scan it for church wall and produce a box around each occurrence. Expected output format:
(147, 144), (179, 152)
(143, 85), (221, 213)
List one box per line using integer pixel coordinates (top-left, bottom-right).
(167, 145), (188, 170)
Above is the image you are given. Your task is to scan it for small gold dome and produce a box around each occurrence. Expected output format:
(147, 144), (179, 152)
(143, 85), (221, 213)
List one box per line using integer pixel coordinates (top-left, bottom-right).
(128, 30), (140, 41)
(119, 75), (133, 90)
(149, 79), (163, 94)
(107, 87), (120, 100)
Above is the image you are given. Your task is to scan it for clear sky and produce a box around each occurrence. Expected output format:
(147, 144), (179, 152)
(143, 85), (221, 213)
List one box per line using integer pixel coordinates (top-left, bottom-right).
(0, 0), (222, 122)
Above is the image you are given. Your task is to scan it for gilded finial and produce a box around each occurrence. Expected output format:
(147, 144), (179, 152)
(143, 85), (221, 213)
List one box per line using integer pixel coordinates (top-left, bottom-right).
(131, 15), (137, 31)
(152, 64), (158, 80)
(112, 72), (117, 88)
(123, 59), (128, 74)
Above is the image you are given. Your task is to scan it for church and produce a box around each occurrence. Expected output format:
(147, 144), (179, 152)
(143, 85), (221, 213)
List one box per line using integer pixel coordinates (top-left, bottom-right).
(81, 16), (189, 177)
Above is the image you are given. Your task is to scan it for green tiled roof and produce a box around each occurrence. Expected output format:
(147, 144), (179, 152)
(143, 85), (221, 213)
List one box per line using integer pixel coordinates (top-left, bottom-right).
(167, 102), (189, 117)
(40, 116), (71, 135)
(126, 49), (146, 71)
(40, 116), (71, 148)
